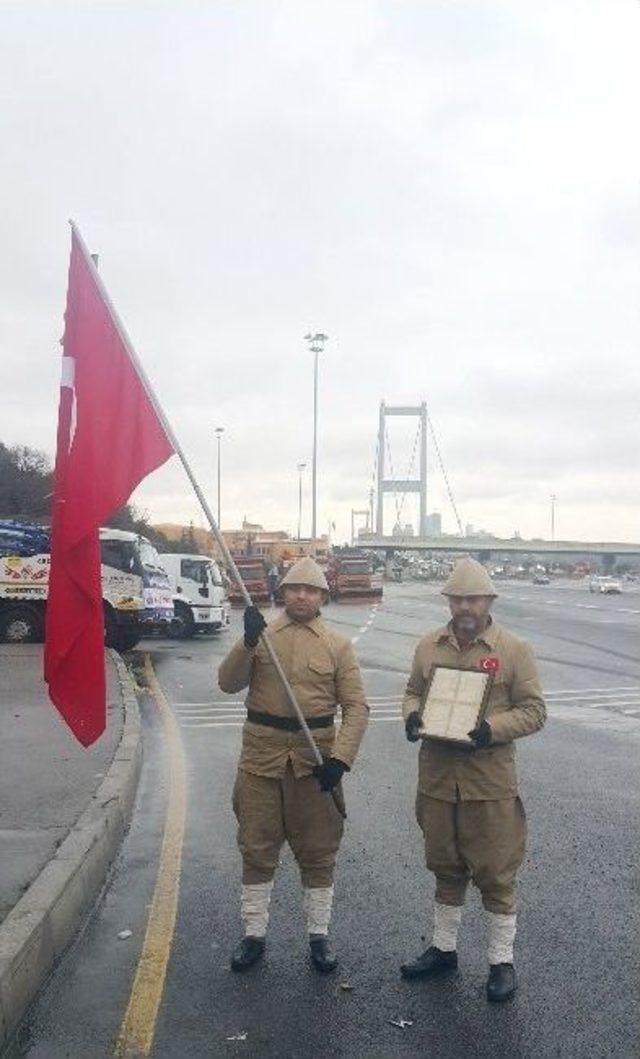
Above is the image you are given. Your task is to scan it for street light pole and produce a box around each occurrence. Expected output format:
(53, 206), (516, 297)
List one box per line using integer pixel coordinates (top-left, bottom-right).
(297, 462), (306, 540)
(215, 427), (224, 528)
(550, 493), (556, 541)
(304, 332), (328, 544)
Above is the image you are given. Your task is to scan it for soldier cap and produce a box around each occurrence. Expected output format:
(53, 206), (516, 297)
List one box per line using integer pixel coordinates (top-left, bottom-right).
(441, 557), (498, 598)
(280, 556), (330, 593)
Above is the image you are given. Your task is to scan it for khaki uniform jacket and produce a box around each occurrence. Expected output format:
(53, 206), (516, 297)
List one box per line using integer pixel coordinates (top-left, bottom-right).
(402, 619), (545, 802)
(218, 612), (369, 779)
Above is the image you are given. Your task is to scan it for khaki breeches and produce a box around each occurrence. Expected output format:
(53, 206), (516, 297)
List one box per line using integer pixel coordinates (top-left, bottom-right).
(416, 794), (527, 915)
(233, 763), (344, 887)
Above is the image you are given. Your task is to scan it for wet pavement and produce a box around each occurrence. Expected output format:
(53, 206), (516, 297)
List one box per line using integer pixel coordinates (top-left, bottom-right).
(7, 581), (640, 1058)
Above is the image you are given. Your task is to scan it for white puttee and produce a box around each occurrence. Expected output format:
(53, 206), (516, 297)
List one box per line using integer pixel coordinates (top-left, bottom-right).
(303, 886), (334, 936)
(432, 901), (463, 952)
(240, 882), (274, 938)
(486, 911), (517, 964)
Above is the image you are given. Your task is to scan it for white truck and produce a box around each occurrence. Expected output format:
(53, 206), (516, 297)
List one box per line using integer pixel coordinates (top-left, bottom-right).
(0, 523), (148, 652)
(106, 529), (175, 636)
(159, 552), (230, 638)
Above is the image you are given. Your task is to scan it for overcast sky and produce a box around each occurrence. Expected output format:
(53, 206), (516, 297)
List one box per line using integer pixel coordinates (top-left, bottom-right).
(1, 1), (638, 544)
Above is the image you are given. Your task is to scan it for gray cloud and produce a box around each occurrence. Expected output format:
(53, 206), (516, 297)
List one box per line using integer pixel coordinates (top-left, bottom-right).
(1, 1), (638, 543)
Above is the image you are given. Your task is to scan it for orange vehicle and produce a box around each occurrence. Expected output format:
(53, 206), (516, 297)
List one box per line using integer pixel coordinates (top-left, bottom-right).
(228, 555), (269, 606)
(327, 551), (383, 602)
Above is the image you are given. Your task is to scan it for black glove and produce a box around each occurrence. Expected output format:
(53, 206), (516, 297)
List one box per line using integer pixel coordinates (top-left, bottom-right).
(312, 757), (348, 792)
(243, 605), (266, 648)
(405, 711), (422, 742)
(468, 720), (492, 748)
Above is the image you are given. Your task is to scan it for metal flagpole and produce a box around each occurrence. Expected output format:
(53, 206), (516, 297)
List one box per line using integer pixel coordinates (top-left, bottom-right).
(69, 221), (345, 817)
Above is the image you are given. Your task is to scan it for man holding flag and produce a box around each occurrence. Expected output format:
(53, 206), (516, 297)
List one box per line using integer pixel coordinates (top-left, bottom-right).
(218, 556), (369, 974)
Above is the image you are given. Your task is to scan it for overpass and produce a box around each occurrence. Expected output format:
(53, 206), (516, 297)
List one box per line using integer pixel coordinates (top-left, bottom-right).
(360, 535), (640, 566)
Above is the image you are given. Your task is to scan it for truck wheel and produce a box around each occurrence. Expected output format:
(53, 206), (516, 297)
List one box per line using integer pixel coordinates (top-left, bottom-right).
(104, 608), (141, 653)
(0, 606), (43, 644)
(171, 601), (195, 639)
(112, 630), (142, 653)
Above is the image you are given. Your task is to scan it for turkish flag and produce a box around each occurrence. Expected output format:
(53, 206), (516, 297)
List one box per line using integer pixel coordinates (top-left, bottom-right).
(45, 226), (174, 746)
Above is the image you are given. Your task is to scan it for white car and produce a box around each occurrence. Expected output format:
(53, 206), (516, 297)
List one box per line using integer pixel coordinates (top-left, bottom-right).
(589, 576), (622, 594)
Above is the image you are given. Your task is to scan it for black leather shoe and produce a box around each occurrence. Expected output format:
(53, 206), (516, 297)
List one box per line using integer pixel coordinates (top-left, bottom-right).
(230, 936), (265, 972)
(309, 935), (338, 973)
(487, 962), (516, 1002)
(400, 945), (458, 980)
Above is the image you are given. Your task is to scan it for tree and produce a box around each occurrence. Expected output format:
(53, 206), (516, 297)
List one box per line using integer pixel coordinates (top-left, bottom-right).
(106, 503), (175, 552)
(0, 442), (53, 520)
(179, 521), (200, 554)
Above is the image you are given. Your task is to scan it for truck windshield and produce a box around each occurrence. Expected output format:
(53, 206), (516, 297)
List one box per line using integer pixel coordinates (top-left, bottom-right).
(208, 561), (223, 587)
(139, 540), (164, 571)
(181, 558), (208, 585)
(342, 561), (369, 574)
(239, 565), (263, 579)
(100, 539), (143, 576)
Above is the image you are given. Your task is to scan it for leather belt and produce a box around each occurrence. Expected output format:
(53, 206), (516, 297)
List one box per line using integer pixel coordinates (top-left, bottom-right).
(246, 708), (334, 732)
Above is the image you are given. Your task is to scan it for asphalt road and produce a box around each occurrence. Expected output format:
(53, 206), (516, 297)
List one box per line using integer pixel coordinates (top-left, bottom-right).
(8, 580), (640, 1059)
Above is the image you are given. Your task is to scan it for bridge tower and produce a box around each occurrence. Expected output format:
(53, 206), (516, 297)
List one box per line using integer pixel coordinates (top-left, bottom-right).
(376, 401), (428, 537)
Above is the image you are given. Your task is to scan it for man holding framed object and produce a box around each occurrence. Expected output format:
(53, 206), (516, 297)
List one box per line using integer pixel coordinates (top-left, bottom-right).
(400, 558), (546, 1002)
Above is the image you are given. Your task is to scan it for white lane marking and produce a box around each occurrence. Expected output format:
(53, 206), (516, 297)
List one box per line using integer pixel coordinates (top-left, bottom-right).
(174, 682), (640, 728)
(174, 688), (640, 709)
(178, 705), (403, 717)
(577, 604), (598, 610)
(177, 699), (640, 726)
(178, 712), (245, 720)
(179, 716), (404, 729)
(174, 701), (242, 707)
(175, 705), (243, 713)
(181, 721), (243, 728)
(179, 706), (640, 730)
(546, 685), (640, 695)
(617, 608), (640, 614)
(547, 694), (640, 704)
(173, 701), (404, 712)
(589, 700), (640, 708)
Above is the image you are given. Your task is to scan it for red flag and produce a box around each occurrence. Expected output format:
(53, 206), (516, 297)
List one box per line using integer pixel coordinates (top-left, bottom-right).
(45, 226), (174, 745)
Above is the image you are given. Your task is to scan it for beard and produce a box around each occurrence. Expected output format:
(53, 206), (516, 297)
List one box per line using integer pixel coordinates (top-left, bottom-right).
(454, 614), (480, 636)
(285, 603), (320, 623)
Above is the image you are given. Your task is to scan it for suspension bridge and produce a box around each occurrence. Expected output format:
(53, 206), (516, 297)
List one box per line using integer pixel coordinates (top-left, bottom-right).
(350, 400), (640, 565)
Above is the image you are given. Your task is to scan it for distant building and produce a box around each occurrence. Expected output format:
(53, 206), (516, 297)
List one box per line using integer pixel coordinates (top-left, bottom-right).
(465, 522), (492, 539)
(152, 520), (329, 564)
(153, 523), (213, 553)
(425, 512), (442, 537)
(392, 522), (414, 538)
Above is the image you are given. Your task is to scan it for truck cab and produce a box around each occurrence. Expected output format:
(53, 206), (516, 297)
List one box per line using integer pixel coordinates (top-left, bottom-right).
(103, 530), (174, 636)
(0, 521), (147, 652)
(327, 551), (383, 601)
(227, 556), (270, 606)
(159, 553), (230, 638)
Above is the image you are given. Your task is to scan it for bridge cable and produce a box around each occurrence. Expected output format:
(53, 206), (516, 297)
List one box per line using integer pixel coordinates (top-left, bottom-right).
(384, 425), (402, 528)
(384, 421), (421, 529)
(427, 413), (464, 537)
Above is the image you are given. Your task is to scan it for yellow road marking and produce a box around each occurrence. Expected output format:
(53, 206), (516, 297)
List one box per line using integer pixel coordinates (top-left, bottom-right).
(115, 654), (187, 1057)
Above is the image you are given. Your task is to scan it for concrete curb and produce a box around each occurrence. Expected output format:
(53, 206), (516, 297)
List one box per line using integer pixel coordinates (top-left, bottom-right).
(0, 650), (143, 1050)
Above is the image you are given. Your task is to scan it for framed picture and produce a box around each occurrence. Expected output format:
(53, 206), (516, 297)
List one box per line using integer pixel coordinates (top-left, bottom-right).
(418, 665), (494, 747)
